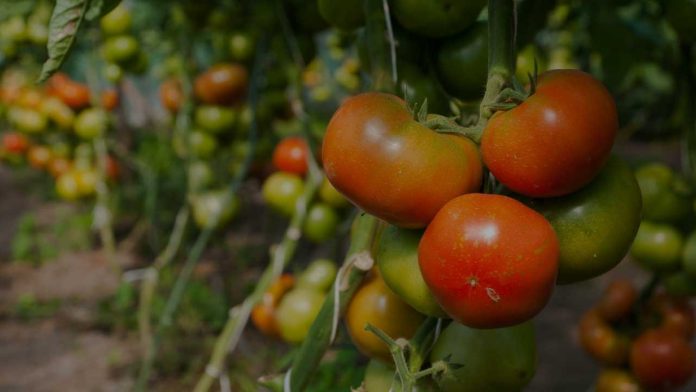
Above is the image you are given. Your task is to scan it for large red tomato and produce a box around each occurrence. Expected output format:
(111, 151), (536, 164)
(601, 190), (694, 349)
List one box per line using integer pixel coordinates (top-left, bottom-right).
(418, 193), (559, 328)
(481, 69), (618, 197)
(322, 92), (482, 228)
(630, 329), (695, 391)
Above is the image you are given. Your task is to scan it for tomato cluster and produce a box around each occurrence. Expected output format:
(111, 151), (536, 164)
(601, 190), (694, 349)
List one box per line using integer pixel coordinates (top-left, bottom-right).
(579, 280), (695, 391)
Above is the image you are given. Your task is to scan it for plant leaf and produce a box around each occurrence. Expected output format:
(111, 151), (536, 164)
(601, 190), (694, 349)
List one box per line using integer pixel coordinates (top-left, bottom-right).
(85, 0), (121, 21)
(37, 0), (91, 83)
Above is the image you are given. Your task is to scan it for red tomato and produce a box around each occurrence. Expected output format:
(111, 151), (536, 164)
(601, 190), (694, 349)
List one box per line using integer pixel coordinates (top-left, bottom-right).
(481, 69), (618, 197)
(630, 329), (695, 391)
(27, 145), (52, 169)
(103, 154), (120, 181)
(322, 92), (482, 228)
(578, 309), (631, 366)
(650, 292), (695, 340)
(272, 136), (309, 176)
(47, 75), (91, 110)
(418, 193), (559, 328)
(48, 157), (72, 178)
(159, 78), (183, 113)
(2, 132), (29, 154)
(597, 280), (637, 322)
(100, 89), (119, 111)
(193, 63), (248, 105)
(251, 273), (295, 338)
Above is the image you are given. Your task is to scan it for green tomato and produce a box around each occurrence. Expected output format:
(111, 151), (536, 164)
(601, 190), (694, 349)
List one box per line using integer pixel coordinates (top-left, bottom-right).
(430, 321), (536, 392)
(363, 359), (437, 392)
(275, 288), (325, 343)
(8, 107), (48, 134)
(102, 35), (140, 63)
(392, 0), (485, 38)
(100, 3), (132, 35)
(297, 259), (337, 292)
(682, 231), (696, 278)
(1, 16), (26, 42)
(228, 32), (255, 61)
(525, 157), (642, 284)
(319, 177), (350, 208)
(303, 203), (339, 243)
(190, 189), (239, 229)
(56, 171), (81, 201)
(26, 22), (48, 45)
(74, 108), (108, 139)
(630, 221), (684, 272)
(375, 225), (446, 317)
(103, 63), (123, 83)
(188, 130), (218, 158)
(435, 23), (488, 100)
(318, 0), (364, 31)
(635, 163), (692, 224)
(194, 105), (237, 133)
(187, 161), (214, 192)
(262, 172), (305, 216)
(663, 271), (696, 296)
(399, 63), (450, 115)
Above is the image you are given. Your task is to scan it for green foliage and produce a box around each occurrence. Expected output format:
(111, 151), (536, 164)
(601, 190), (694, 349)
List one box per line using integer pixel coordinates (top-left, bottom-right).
(13, 293), (61, 320)
(38, 0), (90, 82)
(306, 347), (365, 392)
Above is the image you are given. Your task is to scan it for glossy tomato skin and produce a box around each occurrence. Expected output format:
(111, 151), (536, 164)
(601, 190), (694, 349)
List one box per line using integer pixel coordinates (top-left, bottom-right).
(375, 225), (446, 317)
(391, 0), (486, 38)
(275, 288), (325, 343)
(419, 194), (559, 328)
(272, 136), (308, 176)
(296, 259), (336, 292)
(435, 23), (488, 100)
(630, 329), (695, 391)
(190, 190), (239, 229)
(194, 63), (248, 105)
(322, 92), (482, 228)
(482, 69), (618, 197)
(346, 273), (425, 362)
(302, 203), (339, 243)
(525, 157), (642, 284)
(430, 321), (536, 392)
(630, 221), (684, 272)
(262, 172), (305, 217)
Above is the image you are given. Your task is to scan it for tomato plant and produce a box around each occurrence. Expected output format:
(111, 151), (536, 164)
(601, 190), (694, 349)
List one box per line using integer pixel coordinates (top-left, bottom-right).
(302, 203), (339, 243)
(194, 64), (248, 105)
(275, 288), (325, 343)
(630, 329), (695, 391)
(272, 136), (309, 176)
(262, 172), (304, 217)
(631, 221), (684, 272)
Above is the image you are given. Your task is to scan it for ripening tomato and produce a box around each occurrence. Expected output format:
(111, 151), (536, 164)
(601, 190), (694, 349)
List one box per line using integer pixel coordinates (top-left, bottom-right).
(40, 96), (75, 129)
(194, 63), (248, 105)
(74, 108), (109, 139)
(375, 225), (445, 317)
(159, 79), (183, 113)
(649, 293), (695, 340)
(2, 132), (29, 154)
(74, 167), (98, 196)
(525, 157), (642, 284)
(322, 92), (482, 228)
(419, 194), (559, 328)
(27, 145), (52, 169)
(48, 157), (72, 178)
(251, 273), (295, 338)
(579, 309), (631, 366)
(56, 171), (81, 200)
(346, 272), (425, 361)
(595, 369), (642, 392)
(272, 136), (309, 176)
(597, 280), (637, 322)
(8, 106), (48, 134)
(482, 69), (618, 197)
(430, 321), (537, 392)
(47, 75), (90, 110)
(630, 329), (695, 391)
(100, 89), (119, 111)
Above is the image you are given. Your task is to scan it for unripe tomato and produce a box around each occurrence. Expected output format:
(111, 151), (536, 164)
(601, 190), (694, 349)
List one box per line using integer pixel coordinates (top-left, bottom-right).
(262, 172), (304, 217)
(398, 63), (450, 114)
(430, 321), (536, 392)
(375, 225), (445, 317)
(74, 108), (109, 139)
(188, 130), (218, 158)
(302, 203), (339, 243)
(194, 105), (237, 133)
(275, 288), (325, 343)
(683, 231), (696, 277)
(16, 88), (43, 109)
(103, 155), (120, 181)
(482, 69), (618, 197)
(525, 157), (642, 284)
(579, 309), (631, 366)
(435, 23), (488, 100)
(272, 136), (309, 176)
(56, 171), (81, 200)
(318, 177), (349, 208)
(100, 89), (119, 111)
(297, 259), (337, 292)
(187, 161), (214, 192)
(2, 132), (29, 154)
(102, 35), (139, 63)
(363, 359), (436, 392)
(194, 63), (248, 105)
(40, 96), (75, 129)
(391, 0), (486, 38)
(159, 79), (183, 113)
(251, 273), (295, 338)
(26, 21), (47, 45)
(103, 63), (123, 83)
(597, 280), (637, 322)
(8, 107), (48, 134)
(27, 145), (52, 169)
(100, 3), (132, 35)
(346, 273), (424, 361)
(322, 92), (482, 228)
(634, 163), (692, 224)
(74, 167), (98, 196)
(630, 329), (695, 391)
(630, 221), (684, 272)
(190, 189), (239, 229)
(419, 194), (559, 328)
(228, 32), (255, 61)
(595, 369), (643, 392)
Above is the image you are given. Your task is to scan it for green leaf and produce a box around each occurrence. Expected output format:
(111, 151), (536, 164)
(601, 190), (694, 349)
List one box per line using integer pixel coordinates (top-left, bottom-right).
(0, 0), (36, 22)
(84, 0), (121, 21)
(37, 0), (91, 83)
